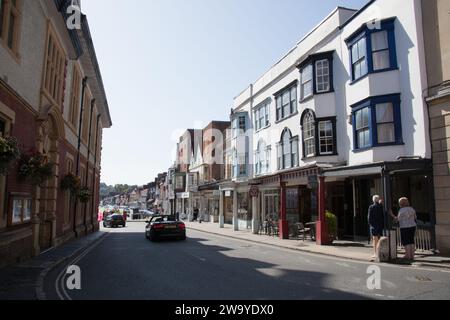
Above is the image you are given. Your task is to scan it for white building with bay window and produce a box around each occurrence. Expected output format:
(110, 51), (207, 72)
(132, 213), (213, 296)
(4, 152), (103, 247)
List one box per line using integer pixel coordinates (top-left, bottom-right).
(220, 0), (435, 244)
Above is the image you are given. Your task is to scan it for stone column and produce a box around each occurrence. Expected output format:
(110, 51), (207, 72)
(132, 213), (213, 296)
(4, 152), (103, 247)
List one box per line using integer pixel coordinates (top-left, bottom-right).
(219, 190), (224, 228)
(233, 190), (239, 231)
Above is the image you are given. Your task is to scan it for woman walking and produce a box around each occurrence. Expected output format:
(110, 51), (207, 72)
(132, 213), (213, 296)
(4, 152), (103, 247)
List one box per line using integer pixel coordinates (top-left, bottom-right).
(397, 197), (417, 261)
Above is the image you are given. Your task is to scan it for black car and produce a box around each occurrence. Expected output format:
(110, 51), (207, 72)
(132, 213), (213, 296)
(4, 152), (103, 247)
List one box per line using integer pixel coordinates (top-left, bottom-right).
(145, 215), (186, 242)
(103, 214), (126, 228)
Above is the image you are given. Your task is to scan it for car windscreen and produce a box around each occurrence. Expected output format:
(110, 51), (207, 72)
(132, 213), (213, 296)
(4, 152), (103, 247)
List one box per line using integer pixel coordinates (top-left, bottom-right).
(112, 215), (124, 220)
(150, 216), (176, 223)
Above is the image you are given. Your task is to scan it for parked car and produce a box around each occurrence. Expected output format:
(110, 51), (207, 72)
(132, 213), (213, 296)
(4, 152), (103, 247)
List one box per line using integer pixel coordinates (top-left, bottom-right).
(103, 214), (126, 228)
(145, 215), (186, 242)
(139, 210), (154, 219)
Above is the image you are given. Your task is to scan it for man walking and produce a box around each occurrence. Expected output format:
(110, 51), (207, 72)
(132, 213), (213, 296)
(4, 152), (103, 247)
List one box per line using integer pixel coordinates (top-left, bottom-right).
(368, 195), (385, 261)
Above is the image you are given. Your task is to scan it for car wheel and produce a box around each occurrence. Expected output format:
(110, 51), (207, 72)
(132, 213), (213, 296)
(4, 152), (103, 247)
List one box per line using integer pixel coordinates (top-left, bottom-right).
(180, 235), (187, 241)
(103, 222), (107, 228)
(150, 235), (158, 242)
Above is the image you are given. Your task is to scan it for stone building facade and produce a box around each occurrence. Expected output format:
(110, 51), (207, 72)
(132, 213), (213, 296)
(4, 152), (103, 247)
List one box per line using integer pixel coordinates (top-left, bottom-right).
(422, 0), (450, 255)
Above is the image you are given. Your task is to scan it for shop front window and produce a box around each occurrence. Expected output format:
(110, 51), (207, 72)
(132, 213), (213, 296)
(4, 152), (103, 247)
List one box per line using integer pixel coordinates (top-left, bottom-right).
(264, 191), (279, 221)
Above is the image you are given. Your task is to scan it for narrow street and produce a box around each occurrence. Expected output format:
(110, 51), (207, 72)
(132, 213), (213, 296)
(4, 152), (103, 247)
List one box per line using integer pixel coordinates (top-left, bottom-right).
(43, 223), (450, 300)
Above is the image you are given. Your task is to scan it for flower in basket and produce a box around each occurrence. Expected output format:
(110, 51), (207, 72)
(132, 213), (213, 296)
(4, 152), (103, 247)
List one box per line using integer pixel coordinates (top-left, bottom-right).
(60, 173), (81, 194)
(18, 152), (54, 186)
(78, 187), (92, 203)
(0, 136), (21, 175)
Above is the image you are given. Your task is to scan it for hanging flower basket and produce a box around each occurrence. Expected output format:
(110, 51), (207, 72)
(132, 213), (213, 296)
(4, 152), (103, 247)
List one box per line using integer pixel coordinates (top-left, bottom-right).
(60, 173), (81, 194)
(0, 136), (21, 175)
(78, 187), (92, 203)
(18, 152), (54, 186)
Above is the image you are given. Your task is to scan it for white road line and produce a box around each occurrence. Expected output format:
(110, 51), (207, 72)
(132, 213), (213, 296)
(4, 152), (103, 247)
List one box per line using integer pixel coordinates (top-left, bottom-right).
(55, 234), (110, 300)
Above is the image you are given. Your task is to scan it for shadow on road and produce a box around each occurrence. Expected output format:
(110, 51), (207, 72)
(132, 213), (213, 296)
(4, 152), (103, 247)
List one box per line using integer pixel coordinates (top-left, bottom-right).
(68, 228), (373, 300)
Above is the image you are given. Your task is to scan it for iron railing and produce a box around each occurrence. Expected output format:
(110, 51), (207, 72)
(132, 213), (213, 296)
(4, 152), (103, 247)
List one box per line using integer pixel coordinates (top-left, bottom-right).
(394, 223), (436, 252)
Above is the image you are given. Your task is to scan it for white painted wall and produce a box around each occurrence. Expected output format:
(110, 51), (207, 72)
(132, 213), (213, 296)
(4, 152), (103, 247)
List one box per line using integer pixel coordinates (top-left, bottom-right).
(232, 0), (430, 179)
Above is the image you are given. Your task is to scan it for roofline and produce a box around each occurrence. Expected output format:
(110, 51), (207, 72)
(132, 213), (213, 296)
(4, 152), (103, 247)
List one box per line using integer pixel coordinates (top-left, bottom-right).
(80, 14), (113, 128)
(339, 0), (377, 30)
(233, 5), (359, 103)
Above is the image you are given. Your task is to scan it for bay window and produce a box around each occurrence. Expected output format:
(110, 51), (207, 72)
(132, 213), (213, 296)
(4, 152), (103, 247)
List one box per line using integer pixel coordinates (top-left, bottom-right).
(297, 51), (334, 99)
(300, 64), (313, 99)
(315, 59), (330, 93)
(352, 94), (402, 150)
(347, 17), (398, 82)
(351, 36), (368, 81)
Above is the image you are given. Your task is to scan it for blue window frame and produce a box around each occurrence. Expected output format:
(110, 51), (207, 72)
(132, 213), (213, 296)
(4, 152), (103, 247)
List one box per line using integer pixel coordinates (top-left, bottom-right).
(351, 94), (403, 151)
(346, 18), (398, 82)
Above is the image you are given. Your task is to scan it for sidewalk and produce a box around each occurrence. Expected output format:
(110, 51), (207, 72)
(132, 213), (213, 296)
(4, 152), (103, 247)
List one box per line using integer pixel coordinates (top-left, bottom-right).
(0, 231), (107, 300)
(185, 221), (450, 270)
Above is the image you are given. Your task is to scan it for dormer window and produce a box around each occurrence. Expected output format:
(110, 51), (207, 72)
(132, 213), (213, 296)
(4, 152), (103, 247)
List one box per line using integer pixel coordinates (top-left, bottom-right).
(297, 51), (334, 100)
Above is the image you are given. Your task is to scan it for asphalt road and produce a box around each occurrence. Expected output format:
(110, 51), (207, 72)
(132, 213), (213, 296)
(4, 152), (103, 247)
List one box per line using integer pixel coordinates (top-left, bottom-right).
(43, 222), (450, 300)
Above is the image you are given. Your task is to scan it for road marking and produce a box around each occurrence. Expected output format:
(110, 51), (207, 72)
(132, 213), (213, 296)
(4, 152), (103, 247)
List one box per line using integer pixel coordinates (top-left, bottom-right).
(55, 233), (110, 300)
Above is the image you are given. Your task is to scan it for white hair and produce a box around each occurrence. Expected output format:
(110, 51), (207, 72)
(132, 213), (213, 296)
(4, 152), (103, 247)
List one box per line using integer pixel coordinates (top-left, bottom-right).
(373, 195), (380, 203)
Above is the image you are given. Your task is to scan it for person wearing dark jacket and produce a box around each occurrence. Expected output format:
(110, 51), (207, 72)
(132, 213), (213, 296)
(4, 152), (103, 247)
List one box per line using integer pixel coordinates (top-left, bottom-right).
(368, 195), (385, 260)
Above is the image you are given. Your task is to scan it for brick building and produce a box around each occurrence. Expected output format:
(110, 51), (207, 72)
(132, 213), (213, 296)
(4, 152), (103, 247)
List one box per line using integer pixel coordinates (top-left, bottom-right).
(0, 0), (112, 267)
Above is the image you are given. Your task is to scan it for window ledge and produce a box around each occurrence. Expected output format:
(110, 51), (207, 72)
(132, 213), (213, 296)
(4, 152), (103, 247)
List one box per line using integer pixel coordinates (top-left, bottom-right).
(302, 152), (338, 160)
(300, 95), (314, 103)
(275, 111), (299, 124)
(255, 124), (271, 133)
(353, 142), (404, 153)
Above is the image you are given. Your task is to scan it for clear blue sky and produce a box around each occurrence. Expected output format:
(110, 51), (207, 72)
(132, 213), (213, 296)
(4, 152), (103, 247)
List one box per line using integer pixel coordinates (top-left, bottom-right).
(82, 0), (368, 186)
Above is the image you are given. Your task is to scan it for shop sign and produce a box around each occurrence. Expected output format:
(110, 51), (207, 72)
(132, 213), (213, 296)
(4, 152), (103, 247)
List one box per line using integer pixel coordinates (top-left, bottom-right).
(181, 192), (190, 199)
(225, 190), (232, 197)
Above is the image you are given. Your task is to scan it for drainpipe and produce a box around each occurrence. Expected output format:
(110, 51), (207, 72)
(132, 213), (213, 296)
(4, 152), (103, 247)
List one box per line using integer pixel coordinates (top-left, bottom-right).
(91, 114), (101, 230)
(84, 98), (95, 230)
(73, 77), (87, 236)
